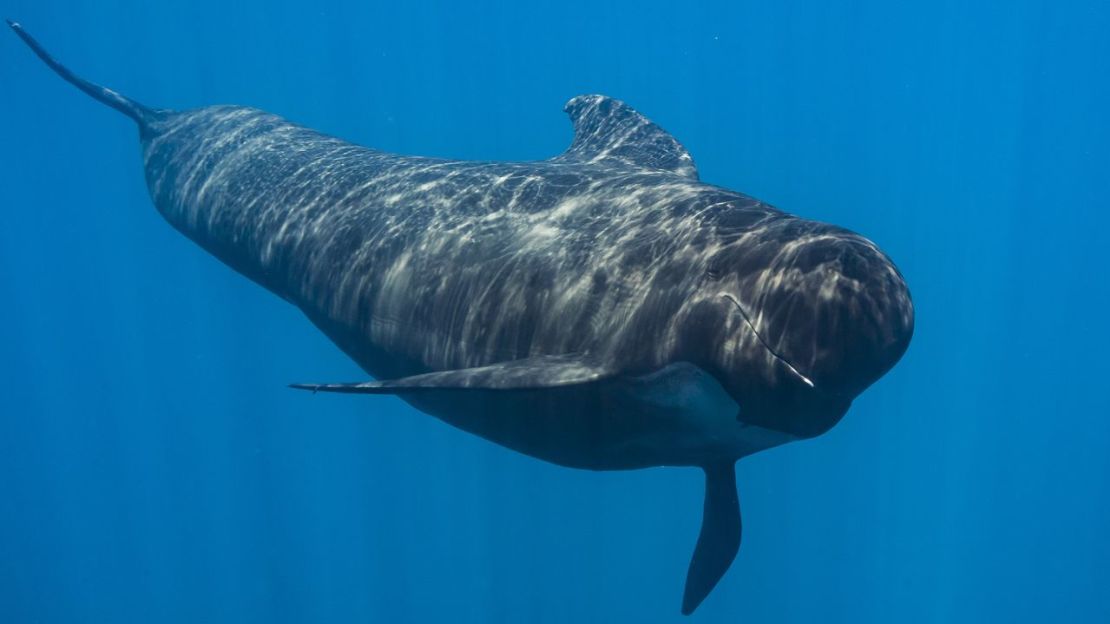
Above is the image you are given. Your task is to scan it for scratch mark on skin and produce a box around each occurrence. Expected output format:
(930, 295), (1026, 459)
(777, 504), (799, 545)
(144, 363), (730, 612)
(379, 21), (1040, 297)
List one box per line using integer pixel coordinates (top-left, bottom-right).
(720, 292), (815, 388)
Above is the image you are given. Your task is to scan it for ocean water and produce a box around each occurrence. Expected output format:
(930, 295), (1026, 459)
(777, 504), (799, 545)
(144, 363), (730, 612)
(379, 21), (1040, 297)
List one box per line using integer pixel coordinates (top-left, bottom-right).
(1, 1), (1107, 622)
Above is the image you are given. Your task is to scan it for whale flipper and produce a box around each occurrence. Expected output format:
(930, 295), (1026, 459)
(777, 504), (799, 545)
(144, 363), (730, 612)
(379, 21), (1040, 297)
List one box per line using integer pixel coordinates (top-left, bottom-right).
(683, 462), (741, 615)
(290, 354), (615, 394)
(555, 94), (698, 180)
(6, 20), (160, 126)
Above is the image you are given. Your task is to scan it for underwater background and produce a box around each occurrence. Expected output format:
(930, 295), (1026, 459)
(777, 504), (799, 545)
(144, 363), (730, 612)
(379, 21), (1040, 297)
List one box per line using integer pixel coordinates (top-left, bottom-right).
(1, 0), (1107, 622)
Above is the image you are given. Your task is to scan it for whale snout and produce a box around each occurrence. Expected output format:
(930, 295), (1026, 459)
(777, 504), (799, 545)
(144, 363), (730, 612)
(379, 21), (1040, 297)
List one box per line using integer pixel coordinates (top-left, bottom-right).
(755, 226), (914, 400)
(711, 221), (913, 440)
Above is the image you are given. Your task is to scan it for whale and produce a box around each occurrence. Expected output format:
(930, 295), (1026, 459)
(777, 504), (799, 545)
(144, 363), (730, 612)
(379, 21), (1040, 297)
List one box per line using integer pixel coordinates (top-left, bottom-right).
(10, 21), (914, 614)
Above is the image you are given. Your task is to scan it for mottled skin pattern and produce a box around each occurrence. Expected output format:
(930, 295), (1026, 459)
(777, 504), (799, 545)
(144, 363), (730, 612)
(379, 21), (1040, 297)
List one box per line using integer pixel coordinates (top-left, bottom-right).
(141, 102), (911, 462)
(11, 22), (913, 615)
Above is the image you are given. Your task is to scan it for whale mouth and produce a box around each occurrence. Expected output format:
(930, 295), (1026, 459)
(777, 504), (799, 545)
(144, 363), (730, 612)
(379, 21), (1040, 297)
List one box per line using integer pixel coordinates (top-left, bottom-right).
(719, 292), (815, 389)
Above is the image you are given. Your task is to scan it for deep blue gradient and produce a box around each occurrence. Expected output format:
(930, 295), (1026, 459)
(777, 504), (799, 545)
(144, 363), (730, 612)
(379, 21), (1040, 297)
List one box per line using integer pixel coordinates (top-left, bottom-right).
(1, 1), (1108, 622)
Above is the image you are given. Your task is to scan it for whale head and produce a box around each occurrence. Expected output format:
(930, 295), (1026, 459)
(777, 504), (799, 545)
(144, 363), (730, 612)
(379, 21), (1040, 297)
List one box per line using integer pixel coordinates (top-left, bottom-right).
(695, 215), (914, 441)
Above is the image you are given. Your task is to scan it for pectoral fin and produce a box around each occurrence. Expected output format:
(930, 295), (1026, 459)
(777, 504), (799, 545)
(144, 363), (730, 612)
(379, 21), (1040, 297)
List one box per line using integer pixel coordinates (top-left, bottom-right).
(290, 354), (614, 394)
(682, 462), (741, 615)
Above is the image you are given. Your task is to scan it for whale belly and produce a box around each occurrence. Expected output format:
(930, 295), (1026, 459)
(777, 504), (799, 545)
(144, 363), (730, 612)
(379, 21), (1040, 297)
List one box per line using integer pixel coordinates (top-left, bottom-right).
(399, 363), (795, 470)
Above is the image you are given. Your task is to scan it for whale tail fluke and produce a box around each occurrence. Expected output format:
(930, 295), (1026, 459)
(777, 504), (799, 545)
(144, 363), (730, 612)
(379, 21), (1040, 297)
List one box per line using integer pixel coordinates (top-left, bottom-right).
(7, 20), (160, 126)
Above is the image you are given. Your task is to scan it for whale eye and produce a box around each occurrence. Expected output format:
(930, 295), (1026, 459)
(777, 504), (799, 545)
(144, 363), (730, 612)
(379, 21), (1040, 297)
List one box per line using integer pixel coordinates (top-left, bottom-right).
(705, 265), (723, 281)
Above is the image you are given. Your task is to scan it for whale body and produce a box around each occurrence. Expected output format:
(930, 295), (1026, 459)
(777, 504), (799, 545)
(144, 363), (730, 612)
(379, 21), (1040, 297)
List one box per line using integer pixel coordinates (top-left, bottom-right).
(10, 21), (914, 614)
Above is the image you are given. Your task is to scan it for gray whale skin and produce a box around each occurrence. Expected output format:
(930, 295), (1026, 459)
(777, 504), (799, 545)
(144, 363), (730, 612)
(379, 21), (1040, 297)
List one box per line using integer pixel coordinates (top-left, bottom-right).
(9, 20), (914, 615)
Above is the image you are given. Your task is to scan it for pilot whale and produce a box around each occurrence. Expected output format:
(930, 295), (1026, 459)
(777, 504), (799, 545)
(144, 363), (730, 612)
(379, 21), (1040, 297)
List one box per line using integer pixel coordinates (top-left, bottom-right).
(10, 21), (914, 614)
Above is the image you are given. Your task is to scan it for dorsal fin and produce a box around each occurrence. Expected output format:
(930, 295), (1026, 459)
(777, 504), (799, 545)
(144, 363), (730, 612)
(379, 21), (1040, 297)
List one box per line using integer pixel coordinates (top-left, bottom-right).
(553, 94), (698, 179)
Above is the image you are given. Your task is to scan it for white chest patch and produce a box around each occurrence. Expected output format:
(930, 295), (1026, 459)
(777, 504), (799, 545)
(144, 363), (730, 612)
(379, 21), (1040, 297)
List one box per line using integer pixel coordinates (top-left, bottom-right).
(613, 362), (796, 465)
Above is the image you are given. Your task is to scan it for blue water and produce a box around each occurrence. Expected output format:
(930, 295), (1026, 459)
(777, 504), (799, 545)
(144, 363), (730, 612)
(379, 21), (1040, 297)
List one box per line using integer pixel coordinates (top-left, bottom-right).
(1, 1), (1107, 622)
